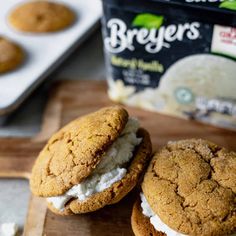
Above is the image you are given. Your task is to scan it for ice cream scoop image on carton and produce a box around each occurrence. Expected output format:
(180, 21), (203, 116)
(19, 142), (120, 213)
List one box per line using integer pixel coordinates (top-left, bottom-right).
(121, 54), (236, 130)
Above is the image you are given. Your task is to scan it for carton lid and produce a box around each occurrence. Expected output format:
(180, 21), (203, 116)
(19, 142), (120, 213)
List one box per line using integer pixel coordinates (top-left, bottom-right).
(102, 0), (236, 26)
(152, 0), (236, 14)
(103, 0), (236, 15)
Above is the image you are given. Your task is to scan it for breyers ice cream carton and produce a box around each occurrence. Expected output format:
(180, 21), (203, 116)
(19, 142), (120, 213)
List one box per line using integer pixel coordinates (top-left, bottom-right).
(101, 0), (236, 130)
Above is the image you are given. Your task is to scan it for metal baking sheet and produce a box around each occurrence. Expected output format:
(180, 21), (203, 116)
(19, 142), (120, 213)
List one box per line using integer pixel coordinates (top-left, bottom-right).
(0, 0), (102, 115)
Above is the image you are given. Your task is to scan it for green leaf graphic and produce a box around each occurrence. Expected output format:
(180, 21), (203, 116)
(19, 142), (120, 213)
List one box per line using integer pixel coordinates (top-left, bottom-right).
(132, 13), (164, 29)
(220, 0), (236, 10)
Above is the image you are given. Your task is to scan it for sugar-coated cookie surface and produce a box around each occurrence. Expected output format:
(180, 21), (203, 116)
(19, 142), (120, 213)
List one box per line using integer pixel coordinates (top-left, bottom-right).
(30, 106), (152, 215)
(48, 128), (152, 215)
(0, 37), (24, 73)
(142, 139), (236, 236)
(9, 1), (75, 33)
(30, 106), (128, 197)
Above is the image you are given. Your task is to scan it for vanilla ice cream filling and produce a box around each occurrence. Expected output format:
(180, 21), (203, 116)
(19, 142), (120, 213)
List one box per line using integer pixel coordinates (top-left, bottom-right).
(140, 193), (187, 236)
(47, 118), (142, 211)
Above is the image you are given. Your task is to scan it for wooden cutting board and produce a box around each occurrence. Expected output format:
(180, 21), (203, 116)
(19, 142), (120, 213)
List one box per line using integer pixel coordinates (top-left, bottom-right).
(0, 80), (236, 236)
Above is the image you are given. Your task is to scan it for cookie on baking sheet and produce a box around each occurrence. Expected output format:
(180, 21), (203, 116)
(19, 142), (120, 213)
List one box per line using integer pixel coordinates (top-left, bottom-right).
(30, 106), (152, 215)
(0, 37), (24, 73)
(132, 139), (236, 236)
(9, 1), (76, 33)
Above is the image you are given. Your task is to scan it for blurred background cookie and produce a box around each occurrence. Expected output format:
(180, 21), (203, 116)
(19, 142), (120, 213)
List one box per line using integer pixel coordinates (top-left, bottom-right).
(8, 1), (76, 33)
(0, 37), (24, 73)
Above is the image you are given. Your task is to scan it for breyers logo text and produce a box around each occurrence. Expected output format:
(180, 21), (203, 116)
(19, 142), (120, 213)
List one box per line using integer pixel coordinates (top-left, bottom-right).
(105, 18), (201, 53)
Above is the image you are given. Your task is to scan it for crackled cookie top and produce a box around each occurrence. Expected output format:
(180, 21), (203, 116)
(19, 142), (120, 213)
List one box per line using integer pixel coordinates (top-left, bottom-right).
(142, 139), (236, 236)
(0, 37), (24, 73)
(30, 106), (128, 197)
(47, 117), (142, 209)
(48, 128), (152, 215)
(9, 1), (75, 33)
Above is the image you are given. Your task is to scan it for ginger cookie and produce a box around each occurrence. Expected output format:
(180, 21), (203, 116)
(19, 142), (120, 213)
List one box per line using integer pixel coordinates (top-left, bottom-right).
(9, 1), (75, 33)
(30, 106), (152, 215)
(136, 139), (236, 236)
(0, 37), (24, 73)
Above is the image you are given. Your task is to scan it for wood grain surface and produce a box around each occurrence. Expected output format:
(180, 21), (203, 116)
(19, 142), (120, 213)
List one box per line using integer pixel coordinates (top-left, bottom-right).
(0, 80), (235, 236)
